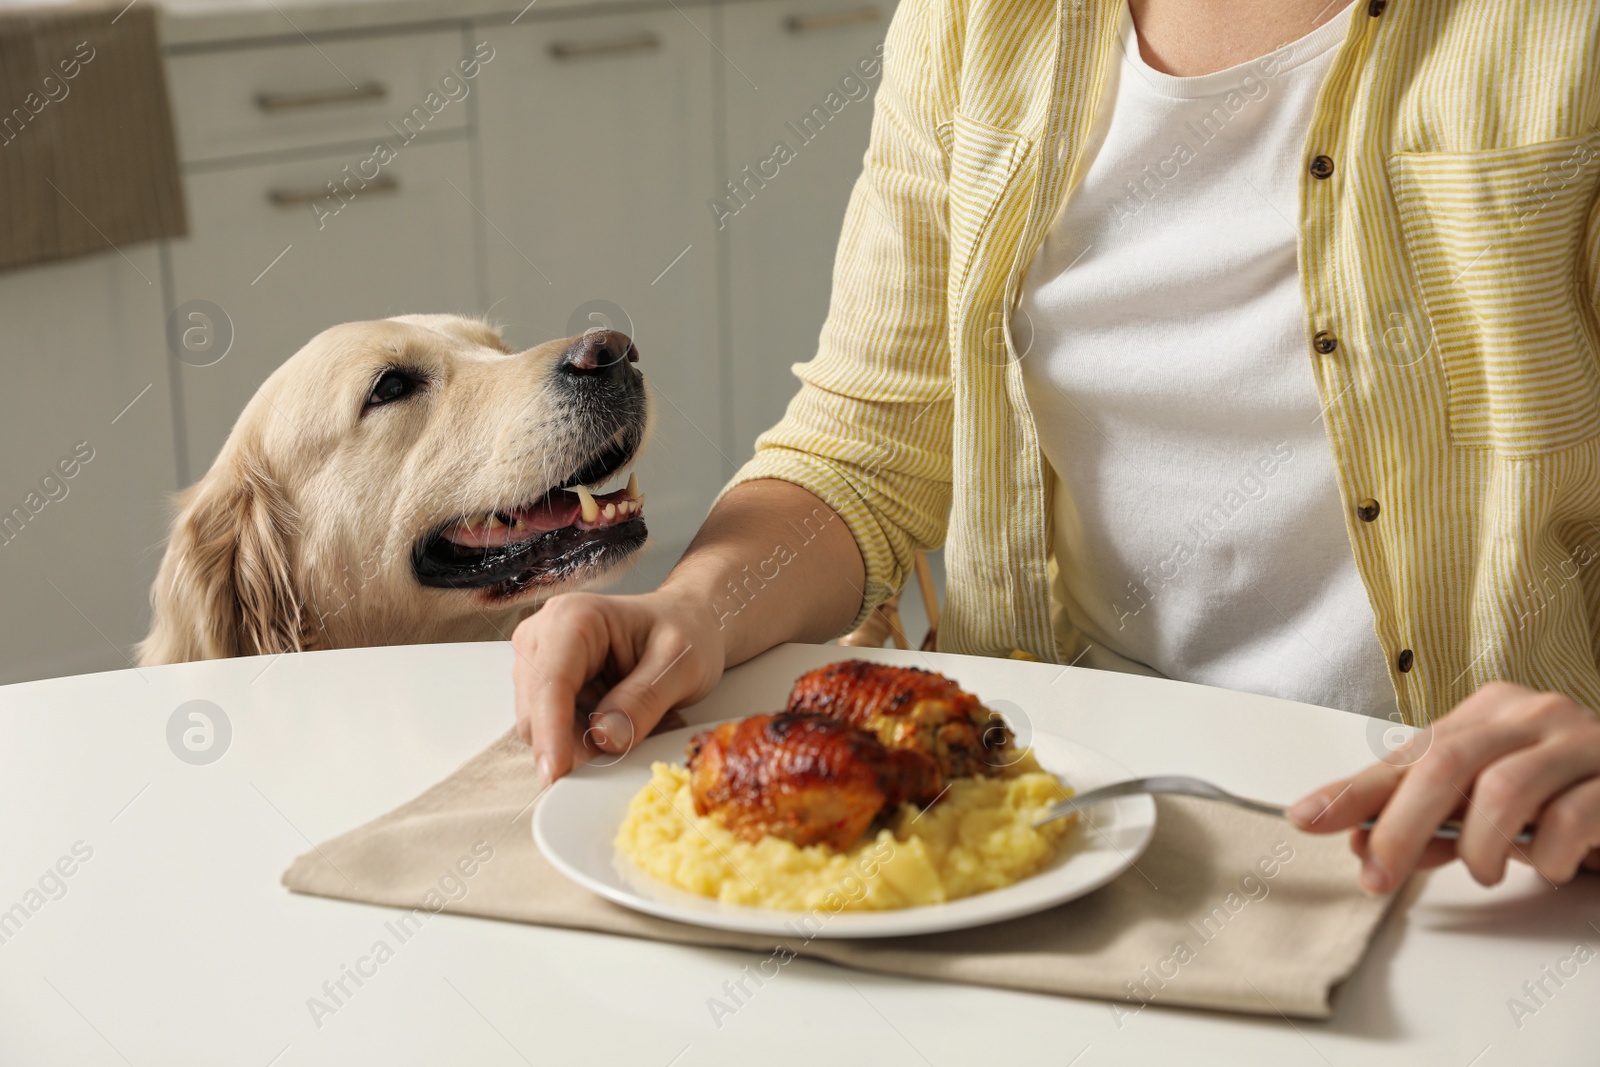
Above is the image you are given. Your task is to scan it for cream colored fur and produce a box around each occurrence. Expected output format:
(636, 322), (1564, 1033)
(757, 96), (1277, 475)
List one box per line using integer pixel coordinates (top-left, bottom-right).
(139, 314), (643, 665)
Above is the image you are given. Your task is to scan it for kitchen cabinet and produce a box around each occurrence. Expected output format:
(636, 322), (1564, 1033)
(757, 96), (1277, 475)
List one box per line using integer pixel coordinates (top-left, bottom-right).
(720, 0), (890, 465)
(474, 5), (724, 574)
(168, 136), (480, 481)
(0, 0), (895, 682)
(0, 248), (177, 682)
(164, 28), (471, 165)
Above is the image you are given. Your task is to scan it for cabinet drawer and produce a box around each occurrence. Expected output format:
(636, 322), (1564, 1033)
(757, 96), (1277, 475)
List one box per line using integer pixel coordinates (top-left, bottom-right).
(722, 0), (893, 464)
(166, 29), (475, 164)
(168, 137), (479, 479)
(475, 8), (724, 566)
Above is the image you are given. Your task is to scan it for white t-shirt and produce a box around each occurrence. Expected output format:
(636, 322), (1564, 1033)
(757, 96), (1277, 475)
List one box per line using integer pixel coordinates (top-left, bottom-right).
(1016, 0), (1397, 717)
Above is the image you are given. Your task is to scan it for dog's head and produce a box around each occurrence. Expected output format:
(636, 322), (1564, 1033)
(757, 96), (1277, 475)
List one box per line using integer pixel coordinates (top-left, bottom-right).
(139, 313), (651, 664)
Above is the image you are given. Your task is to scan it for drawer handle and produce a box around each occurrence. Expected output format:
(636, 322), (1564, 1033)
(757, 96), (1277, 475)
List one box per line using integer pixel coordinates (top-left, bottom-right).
(267, 175), (400, 207)
(254, 81), (388, 113)
(548, 32), (661, 60)
(784, 7), (883, 32)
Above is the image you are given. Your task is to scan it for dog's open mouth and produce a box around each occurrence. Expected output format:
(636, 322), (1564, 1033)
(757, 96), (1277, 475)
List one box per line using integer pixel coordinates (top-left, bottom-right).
(412, 437), (648, 597)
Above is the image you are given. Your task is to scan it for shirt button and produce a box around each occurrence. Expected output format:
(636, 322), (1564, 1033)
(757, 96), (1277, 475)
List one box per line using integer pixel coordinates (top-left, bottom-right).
(1356, 498), (1380, 522)
(1397, 648), (1414, 673)
(1309, 155), (1335, 179)
(1368, 0), (1386, 14)
(1312, 330), (1338, 353)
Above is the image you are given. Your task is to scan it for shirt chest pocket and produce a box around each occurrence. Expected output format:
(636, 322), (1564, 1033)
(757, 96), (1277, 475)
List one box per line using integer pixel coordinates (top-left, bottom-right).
(936, 111), (1031, 305)
(1388, 133), (1600, 457)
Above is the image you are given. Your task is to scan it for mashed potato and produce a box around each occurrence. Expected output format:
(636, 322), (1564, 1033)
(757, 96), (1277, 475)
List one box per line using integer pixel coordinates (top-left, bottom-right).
(615, 753), (1077, 911)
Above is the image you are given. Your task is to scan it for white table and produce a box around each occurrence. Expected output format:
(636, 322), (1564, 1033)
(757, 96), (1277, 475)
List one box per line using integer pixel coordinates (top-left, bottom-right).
(0, 642), (1593, 1066)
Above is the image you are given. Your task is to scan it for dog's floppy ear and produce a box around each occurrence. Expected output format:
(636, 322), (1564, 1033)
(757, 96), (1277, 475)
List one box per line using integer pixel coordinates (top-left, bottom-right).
(139, 454), (303, 665)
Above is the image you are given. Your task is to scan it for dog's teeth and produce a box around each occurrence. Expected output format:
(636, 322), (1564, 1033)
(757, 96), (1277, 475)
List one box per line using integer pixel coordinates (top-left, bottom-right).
(603, 502), (617, 520)
(626, 472), (639, 499)
(573, 485), (599, 522)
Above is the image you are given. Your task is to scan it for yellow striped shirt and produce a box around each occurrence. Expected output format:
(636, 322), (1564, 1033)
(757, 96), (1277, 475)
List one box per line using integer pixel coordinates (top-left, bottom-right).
(725, 0), (1600, 726)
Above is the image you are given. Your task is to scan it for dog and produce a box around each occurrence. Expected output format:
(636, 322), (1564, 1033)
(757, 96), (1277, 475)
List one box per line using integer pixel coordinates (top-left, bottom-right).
(138, 313), (651, 664)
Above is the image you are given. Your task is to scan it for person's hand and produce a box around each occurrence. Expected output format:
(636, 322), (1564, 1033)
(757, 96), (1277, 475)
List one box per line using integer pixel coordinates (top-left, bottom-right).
(512, 588), (727, 788)
(1287, 682), (1600, 892)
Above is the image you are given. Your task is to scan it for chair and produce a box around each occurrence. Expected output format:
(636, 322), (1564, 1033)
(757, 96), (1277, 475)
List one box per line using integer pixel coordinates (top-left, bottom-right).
(839, 552), (940, 652)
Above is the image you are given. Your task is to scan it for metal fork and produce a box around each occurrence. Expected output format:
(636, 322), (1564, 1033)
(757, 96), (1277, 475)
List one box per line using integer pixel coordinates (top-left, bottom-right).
(1033, 774), (1535, 844)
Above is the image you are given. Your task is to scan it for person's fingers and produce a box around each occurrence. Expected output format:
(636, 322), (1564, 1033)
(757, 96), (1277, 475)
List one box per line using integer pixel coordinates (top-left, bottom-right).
(1287, 760), (1403, 833)
(1362, 710), (1542, 893)
(1522, 774), (1600, 884)
(1457, 738), (1600, 885)
(587, 623), (711, 755)
(511, 619), (543, 748)
(1348, 826), (1457, 872)
(512, 596), (612, 782)
(1286, 689), (1535, 833)
(1294, 683), (1600, 893)
(1416, 837), (1459, 869)
(1435, 680), (1538, 726)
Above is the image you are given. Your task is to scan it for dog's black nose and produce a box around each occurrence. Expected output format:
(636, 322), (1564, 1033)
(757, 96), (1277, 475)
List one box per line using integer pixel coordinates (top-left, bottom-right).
(560, 329), (638, 382)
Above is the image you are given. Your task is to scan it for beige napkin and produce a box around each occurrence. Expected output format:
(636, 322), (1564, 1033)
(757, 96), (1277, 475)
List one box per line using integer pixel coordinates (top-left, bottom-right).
(283, 729), (1409, 1019)
(0, 1), (187, 273)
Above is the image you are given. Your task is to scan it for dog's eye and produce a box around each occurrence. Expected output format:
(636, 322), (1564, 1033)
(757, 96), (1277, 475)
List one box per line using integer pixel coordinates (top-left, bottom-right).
(365, 369), (422, 411)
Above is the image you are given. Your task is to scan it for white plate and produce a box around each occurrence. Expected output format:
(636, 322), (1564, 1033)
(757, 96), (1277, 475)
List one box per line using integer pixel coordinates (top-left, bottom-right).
(534, 718), (1157, 939)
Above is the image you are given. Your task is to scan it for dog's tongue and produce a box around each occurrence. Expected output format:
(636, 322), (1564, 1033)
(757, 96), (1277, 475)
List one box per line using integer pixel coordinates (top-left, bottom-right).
(438, 482), (643, 549)
(510, 494), (582, 533)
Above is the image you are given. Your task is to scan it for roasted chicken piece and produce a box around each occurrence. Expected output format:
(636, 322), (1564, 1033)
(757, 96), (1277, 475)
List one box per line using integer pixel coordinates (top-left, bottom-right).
(688, 712), (942, 850)
(786, 660), (1013, 780)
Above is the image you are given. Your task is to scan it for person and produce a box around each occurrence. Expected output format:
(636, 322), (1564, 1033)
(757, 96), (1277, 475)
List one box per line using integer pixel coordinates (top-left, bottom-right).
(513, 0), (1600, 893)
